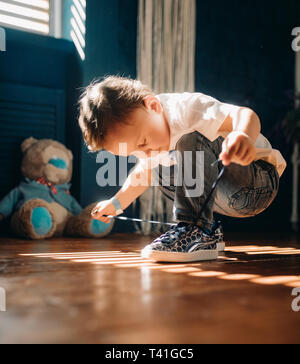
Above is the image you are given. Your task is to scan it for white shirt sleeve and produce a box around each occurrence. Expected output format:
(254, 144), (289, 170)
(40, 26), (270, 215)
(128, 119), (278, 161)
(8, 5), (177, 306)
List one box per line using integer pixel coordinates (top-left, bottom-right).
(136, 93), (239, 171)
(184, 93), (239, 142)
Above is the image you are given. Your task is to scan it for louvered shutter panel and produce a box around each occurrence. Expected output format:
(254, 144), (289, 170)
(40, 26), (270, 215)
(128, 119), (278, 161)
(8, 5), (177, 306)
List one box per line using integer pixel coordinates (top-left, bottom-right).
(0, 82), (65, 197)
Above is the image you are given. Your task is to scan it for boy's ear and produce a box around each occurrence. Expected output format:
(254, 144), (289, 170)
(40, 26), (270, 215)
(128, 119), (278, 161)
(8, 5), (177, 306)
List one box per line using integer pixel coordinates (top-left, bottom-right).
(21, 137), (38, 154)
(143, 95), (158, 111)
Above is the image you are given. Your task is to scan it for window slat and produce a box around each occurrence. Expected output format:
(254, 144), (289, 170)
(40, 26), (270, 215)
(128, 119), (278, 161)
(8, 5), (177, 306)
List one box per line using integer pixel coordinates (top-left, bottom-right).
(0, 0), (49, 35)
(70, 0), (86, 60)
(0, 1), (49, 21)
(12, 0), (49, 10)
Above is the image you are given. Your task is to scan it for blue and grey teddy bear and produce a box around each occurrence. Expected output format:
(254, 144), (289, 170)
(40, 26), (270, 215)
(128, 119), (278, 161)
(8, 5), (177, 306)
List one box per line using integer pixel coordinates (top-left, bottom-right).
(0, 137), (114, 240)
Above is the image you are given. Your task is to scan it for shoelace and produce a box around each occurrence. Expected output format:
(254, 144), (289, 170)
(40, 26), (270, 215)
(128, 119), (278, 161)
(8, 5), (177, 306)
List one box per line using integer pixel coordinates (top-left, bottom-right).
(104, 162), (226, 227)
(194, 165), (225, 224)
(161, 223), (195, 244)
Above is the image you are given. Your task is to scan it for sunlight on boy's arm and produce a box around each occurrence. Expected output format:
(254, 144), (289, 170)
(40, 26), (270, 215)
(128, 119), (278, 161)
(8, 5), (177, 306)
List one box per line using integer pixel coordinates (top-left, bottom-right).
(219, 107), (261, 144)
(115, 163), (152, 211)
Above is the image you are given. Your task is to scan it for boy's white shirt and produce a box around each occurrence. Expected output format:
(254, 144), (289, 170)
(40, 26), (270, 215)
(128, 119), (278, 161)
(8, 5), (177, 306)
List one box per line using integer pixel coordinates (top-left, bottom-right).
(137, 92), (287, 177)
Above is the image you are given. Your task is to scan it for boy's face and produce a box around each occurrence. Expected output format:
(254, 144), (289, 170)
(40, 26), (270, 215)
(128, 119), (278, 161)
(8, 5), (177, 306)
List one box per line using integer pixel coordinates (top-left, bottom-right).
(105, 95), (171, 159)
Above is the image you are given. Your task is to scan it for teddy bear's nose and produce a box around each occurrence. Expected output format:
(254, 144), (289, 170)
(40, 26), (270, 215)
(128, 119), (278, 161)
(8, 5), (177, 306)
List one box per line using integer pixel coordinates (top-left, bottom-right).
(48, 158), (68, 170)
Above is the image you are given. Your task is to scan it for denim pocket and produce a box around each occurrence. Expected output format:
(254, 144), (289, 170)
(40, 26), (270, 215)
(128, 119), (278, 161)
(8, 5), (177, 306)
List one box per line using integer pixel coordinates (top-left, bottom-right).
(229, 186), (274, 216)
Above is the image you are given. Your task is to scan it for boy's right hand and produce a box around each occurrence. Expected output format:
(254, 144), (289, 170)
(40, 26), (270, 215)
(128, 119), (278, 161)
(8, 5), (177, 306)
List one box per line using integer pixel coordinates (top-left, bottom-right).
(91, 200), (117, 224)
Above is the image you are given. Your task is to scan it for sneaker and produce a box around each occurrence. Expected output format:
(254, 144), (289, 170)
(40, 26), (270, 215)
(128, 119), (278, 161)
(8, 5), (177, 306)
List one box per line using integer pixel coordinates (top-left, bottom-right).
(212, 221), (225, 252)
(141, 222), (218, 263)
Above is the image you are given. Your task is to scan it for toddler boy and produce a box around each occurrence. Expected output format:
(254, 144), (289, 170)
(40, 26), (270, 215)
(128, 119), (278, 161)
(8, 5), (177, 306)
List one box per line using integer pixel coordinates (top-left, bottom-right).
(78, 76), (286, 262)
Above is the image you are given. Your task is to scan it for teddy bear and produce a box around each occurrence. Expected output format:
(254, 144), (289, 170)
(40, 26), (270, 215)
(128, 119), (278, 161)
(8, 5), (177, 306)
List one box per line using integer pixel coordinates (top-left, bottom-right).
(0, 137), (114, 240)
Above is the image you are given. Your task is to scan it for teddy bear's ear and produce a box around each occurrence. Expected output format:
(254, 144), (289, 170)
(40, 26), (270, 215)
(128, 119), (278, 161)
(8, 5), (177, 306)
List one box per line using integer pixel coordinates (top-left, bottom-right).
(21, 137), (38, 154)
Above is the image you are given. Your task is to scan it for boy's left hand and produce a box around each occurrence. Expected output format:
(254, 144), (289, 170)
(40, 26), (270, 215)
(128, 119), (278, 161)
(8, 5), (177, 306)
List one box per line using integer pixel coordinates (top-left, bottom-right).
(220, 131), (256, 166)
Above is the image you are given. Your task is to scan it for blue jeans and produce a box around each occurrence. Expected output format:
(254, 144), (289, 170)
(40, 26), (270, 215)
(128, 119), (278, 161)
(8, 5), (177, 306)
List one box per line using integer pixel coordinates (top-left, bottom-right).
(155, 132), (280, 230)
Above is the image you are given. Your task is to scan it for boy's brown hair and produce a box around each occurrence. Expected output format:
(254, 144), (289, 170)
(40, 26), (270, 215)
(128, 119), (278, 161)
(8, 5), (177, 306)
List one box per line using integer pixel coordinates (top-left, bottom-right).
(78, 76), (155, 151)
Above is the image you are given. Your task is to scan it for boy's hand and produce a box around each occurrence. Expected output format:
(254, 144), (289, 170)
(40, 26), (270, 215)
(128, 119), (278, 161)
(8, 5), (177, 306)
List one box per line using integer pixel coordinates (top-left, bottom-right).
(0, 213), (3, 222)
(220, 131), (256, 166)
(91, 200), (117, 224)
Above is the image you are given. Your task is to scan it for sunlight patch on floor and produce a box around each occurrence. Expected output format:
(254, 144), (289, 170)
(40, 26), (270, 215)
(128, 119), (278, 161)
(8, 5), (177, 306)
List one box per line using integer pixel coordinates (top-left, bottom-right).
(20, 244), (300, 287)
(250, 276), (300, 285)
(218, 274), (260, 281)
(226, 245), (300, 256)
(189, 271), (226, 278)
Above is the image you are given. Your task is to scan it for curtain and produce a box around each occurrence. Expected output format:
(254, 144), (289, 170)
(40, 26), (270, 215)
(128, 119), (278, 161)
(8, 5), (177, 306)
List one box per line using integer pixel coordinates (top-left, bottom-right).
(135, 0), (197, 235)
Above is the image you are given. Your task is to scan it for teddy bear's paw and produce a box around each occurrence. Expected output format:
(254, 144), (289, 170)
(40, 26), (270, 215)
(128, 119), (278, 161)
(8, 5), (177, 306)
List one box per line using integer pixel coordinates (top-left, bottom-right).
(65, 213), (114, 238)
(65, 203), (115, 238)
(31, 207), (54, 238)
(10, 199), (57, 240)
(89, 218), (115, 238)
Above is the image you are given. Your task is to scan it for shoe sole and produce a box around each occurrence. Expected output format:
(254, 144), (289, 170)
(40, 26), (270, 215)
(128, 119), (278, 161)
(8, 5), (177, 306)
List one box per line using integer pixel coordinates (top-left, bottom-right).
(217, 241), (225, 252)
(141, 247), (218, 263)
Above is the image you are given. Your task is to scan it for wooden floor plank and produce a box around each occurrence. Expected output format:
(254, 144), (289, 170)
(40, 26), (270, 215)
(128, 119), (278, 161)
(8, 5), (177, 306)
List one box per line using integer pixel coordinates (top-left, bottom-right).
(0, 232), (299, 344)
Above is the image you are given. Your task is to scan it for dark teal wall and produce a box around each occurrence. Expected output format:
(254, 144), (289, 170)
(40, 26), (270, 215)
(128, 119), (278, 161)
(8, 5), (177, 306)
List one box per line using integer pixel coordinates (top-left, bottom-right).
(83, 0), (138, 83)
(195, 0), (300, 232)
(80, 0), (138, 232)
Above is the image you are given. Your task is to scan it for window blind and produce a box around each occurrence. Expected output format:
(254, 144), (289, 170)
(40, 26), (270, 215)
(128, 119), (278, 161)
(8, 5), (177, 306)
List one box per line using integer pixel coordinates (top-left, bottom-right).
(70, 0), (86, 60)
(0, 0), (50, 35)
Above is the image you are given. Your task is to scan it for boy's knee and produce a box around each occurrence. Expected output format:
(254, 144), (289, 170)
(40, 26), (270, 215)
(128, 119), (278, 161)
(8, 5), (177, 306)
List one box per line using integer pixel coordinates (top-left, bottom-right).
(175, 132), (199, 152)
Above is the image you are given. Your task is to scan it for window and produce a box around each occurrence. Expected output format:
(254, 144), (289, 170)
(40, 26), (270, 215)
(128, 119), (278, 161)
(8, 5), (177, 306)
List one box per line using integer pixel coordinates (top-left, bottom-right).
(0, 0), (51, 35)
(0, 0), (86, 59)
(69, 0), (85, 60)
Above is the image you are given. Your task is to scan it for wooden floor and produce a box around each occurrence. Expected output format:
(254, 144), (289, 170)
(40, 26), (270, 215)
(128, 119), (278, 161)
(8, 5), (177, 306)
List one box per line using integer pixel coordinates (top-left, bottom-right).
(0, 232), (300, 344)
